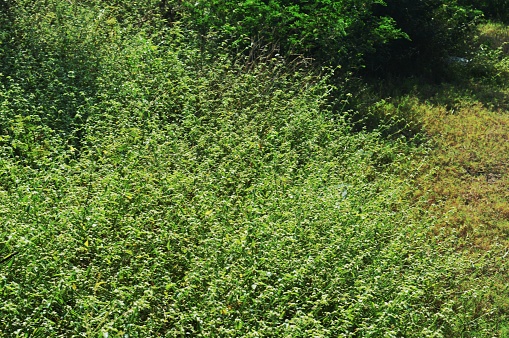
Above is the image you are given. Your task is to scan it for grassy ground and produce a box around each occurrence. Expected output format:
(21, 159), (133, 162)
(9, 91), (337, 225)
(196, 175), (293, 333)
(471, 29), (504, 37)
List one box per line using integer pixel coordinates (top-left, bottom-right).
(421, 96), (509, 334)
(362, 21), (509, 334)
(427, 24), (509, 333)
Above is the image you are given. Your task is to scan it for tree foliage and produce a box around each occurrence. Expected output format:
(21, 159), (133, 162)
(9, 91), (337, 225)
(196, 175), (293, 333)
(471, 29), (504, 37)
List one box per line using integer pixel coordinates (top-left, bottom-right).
(157, 0), (482, 77)
(174, 0), (406, 70)
(459, 0), (509, 24)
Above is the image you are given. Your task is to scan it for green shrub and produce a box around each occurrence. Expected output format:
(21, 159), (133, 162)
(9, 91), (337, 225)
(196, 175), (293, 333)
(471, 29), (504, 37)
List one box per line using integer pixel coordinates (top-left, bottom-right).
(0, 46), (486, 334)
(160, 0), (482, 78)
(173, 0), (406, 71)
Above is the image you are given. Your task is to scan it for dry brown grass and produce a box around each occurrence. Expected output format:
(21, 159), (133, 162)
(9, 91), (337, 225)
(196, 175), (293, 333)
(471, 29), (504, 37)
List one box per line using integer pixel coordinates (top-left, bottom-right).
(361, 21), (509, 333)
(406, 88), (509, 325)
(419, 101), (509, 250)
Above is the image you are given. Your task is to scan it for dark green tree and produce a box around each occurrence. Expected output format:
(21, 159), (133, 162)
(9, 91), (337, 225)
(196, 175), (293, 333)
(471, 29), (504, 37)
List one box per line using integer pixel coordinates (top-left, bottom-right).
(175, 0), (406, 70)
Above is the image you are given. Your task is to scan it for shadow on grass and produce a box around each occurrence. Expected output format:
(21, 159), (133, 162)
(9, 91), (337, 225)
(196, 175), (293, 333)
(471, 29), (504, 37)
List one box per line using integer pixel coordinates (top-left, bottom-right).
(352, 64), (509, 133)
(0, 3), (104, 165)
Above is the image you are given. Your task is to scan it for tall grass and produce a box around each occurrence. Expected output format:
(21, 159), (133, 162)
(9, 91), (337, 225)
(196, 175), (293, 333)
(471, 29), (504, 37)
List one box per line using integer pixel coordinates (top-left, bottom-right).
(478, 22), (509, 55)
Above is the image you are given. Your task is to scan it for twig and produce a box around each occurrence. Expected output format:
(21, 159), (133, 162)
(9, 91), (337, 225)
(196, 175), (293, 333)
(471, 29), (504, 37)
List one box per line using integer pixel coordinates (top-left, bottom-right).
(0, 251), (19, 265)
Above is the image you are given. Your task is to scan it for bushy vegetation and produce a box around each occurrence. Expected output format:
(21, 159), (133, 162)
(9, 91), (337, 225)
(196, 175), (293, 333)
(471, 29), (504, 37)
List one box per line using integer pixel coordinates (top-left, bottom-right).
(459, 0), (509, 24)
(175, 0), (406, 70)
(166, 0), (482, 75)
(1, 0), (509, 336)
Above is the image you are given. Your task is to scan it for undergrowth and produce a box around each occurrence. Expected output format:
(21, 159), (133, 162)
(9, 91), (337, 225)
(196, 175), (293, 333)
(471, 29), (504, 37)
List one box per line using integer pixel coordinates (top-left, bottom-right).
(0, 1), (505, 337)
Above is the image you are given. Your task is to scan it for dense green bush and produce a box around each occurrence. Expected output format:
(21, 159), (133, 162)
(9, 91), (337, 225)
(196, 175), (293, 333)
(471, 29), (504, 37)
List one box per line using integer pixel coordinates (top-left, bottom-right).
(164, 0), (481, 77)
(172, 0), (406, 71)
